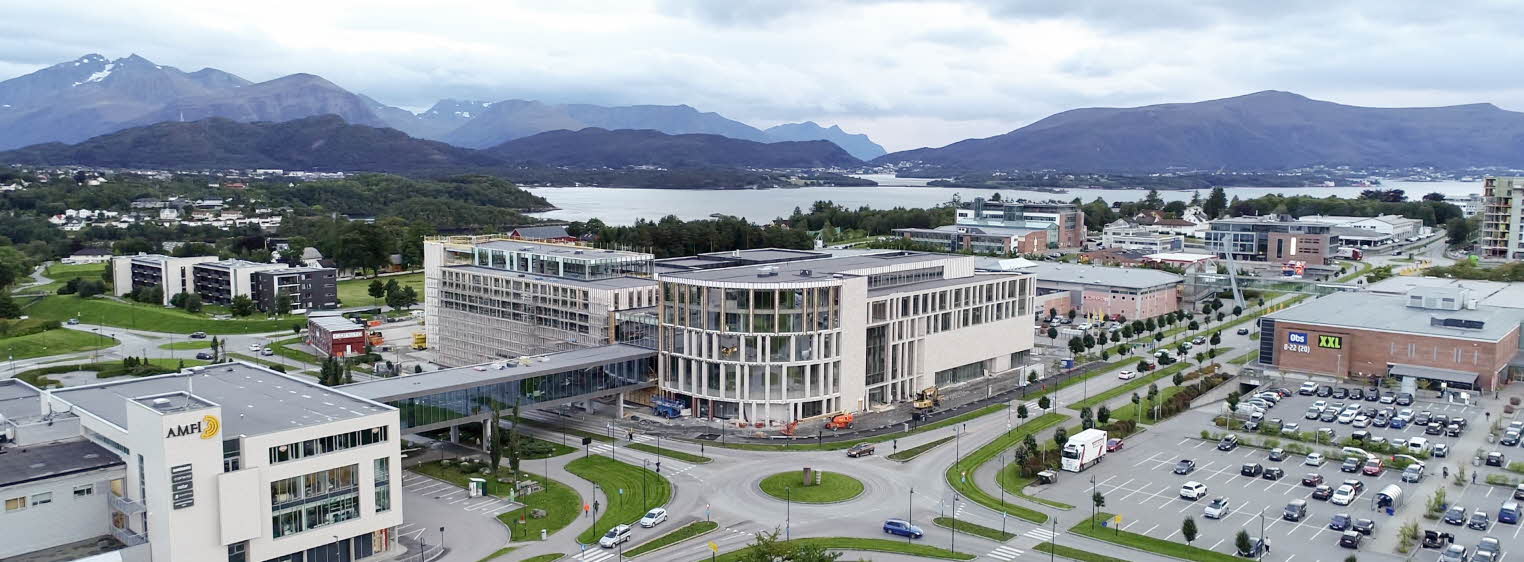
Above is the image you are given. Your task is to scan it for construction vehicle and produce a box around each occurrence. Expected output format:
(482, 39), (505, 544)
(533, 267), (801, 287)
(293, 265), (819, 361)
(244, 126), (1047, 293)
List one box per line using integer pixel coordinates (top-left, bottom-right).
(367, 332), (385, 346)
(824, 412), (855, 430)
(411, 332), (427, 350)
(781, 420), (800, 436)
(651, 397), (684, 419)
(913, 387), (942, 410)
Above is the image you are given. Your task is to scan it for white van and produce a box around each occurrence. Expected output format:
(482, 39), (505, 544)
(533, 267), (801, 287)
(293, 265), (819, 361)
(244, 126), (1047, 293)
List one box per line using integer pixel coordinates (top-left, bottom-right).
(1406, 437), (1429, 454)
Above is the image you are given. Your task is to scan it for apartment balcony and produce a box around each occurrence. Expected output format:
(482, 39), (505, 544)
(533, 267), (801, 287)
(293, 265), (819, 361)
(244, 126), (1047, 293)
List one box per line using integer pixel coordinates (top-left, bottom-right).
(111, 526), (148, 547)
(109, 493), (145, 515)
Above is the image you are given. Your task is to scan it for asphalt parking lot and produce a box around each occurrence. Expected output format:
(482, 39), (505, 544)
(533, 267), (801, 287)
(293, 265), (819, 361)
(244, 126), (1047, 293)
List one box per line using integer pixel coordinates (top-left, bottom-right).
(1405, 477), (1524, 562)
(1254, 385), (1481, 461)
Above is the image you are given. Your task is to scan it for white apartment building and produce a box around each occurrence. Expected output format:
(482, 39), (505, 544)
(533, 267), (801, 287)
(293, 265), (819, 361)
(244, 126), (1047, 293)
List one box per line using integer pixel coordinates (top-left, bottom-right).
(0, 363), (403, 562)
(113, 254), (221, 306)
(1099, 225), (1185, 253)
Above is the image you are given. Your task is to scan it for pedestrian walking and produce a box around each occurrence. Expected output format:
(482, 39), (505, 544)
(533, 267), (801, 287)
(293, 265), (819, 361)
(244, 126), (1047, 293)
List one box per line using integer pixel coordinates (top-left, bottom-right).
(1473, 471), (1477, 484)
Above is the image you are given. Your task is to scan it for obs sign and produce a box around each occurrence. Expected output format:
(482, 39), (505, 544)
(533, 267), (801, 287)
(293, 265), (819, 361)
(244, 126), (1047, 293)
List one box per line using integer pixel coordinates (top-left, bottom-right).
(165, 415), (221, 440)
(1284, 331), (1310, 354)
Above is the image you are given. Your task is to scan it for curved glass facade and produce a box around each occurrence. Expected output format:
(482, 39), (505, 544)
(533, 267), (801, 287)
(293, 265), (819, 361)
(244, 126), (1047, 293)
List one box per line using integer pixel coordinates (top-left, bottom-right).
(659, 280), (844, 422)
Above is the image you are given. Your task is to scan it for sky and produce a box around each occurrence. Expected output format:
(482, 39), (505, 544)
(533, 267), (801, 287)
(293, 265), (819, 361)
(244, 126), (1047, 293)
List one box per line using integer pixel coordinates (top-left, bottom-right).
(2, 0), (1521, 152)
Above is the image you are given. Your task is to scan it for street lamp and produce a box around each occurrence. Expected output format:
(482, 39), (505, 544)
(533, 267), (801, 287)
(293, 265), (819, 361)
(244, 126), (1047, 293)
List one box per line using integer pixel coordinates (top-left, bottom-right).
(950, 493), (959, 553)
(906, 487), (915, 544)
(785, 486), (792, 541)
(1258, 507), (1266, 560)
(1049, 517), (1057, 562)
(999, 454), (1008, 535)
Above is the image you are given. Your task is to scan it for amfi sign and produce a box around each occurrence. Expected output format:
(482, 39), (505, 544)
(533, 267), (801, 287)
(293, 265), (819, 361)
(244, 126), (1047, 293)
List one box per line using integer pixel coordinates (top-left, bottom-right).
(165, 415), (220, 440)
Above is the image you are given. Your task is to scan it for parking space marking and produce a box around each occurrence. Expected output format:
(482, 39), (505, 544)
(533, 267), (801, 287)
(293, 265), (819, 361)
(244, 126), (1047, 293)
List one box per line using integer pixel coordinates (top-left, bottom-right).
(1134, 452), (1165, 467)
(1211, 538), (1226, 550)
(1177, 438), (1192, 446)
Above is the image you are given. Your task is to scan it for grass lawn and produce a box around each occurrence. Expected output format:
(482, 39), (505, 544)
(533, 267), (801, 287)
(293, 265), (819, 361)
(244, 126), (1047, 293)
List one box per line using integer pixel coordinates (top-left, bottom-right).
(1228, 350), (1258, 365)
(268, 336), (322, 365)
(710, 537), (974, 561)
(1067, 347), (1228, 412)
(14, 358), (210, 388)
(758, 471), (863, 503)
(25, 295), (300, 334)
(159, 340), (212, 350)
(1033, 542), (1128, 562)
(1, 328), (117, 360)
(626, 520), (718, 557)
(698, 403), (1007, 452)
(567, 455), (673, 545)
(946, 412), (1067, 523)
(1070, 513), (1241, 562)
(995, 466), (1077, 510)
(519, 554), (563, 562)
(336, 272), (423, 307)
(932, 517), (1016, 541)
(476, 547), (515, 561)
(411, 461), (582, 541)
(887, 435), (955, 461)
(627, 443), (710, 464)
(22, 262), (107, 294)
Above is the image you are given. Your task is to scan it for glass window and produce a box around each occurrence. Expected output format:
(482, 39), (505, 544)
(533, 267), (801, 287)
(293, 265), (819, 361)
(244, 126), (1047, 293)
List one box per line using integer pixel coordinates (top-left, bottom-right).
(73, 485), (94, 498)
(4, 497), (24, 512)
(30, 492), (51, 505)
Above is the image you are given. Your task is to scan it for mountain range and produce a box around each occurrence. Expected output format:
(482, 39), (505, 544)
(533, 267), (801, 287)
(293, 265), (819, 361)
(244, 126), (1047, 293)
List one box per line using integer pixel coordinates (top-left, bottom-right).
(0, 54), (886, 159)
(876, 91), (1524, 171)
(0, 116), (860, 171)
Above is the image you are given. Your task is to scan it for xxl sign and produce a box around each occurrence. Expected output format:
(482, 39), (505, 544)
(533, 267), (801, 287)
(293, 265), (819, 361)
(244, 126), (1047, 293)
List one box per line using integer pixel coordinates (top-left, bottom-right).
(165, 415), (220, 440)
(1284, 331), (1310, 353)
(1318, 335), (1343, 349)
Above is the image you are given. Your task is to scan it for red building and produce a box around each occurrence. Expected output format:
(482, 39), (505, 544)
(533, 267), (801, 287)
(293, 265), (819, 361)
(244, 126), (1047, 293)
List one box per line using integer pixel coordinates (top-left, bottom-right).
(308, 315), (367, 358)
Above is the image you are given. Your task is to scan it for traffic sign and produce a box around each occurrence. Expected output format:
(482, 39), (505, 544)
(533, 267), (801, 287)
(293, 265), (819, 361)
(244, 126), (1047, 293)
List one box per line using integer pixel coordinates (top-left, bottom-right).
(708, 541), (719, 553)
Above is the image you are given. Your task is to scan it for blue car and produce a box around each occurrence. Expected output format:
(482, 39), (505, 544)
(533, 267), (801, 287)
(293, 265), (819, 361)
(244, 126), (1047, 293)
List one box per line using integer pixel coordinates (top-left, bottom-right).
(883, 519), (924, 539)
(1501, 501), (1521, 524)
(1389, 418), (1407, 430)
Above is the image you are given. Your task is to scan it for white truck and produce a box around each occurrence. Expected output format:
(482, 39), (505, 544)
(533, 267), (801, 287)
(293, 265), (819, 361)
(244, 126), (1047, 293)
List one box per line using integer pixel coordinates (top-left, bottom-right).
(1061, 429), (1108, 472)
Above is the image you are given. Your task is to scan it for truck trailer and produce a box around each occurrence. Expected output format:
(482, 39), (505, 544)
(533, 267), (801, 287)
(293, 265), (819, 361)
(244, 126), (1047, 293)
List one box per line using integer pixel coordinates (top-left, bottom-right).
(1061, 429), (1108, 472)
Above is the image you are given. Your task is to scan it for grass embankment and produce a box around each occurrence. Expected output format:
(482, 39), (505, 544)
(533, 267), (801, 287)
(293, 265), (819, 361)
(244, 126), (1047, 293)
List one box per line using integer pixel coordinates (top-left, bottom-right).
(697, 403), (1008, 452)
(1, 328), (117, 359)
(159, 340), (212, 350)
(1228, 350), (1257, 365)
(14, 358), (211, 388)
(1033, 542), (1128, 562)
(411, 461), (581, 541)
(995, 465), (1077, 510)
(476, 547), (515, 561)
(1067, 347), (1231, 412)
(22, 262), (107, 294)
(568, 455), (673, 545)
(946, 412), (1067, 523)
(887, 435), (955, 461)
(932, 517), (1016, 541)
(627, 443), (711, 463)
(758, 471), (863, 503)
(26, 295), (299, 334)
(520, 554), (563, 562)
(709, 538), (974, 561)
(1070, 513), (1240, 562)
(336, 272), (424, 307)
(268, 336), (322, 365)
(627, 520), (718, 557)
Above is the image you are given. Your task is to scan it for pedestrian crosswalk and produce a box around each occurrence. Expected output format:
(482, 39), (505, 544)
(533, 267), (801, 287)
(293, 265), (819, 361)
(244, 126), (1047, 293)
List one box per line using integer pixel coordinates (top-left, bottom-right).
(985, 545), (1025, 561)
(1025, 527), (1058, 541)
(400, 472), (521, 517)
(572, 547), (616, 562)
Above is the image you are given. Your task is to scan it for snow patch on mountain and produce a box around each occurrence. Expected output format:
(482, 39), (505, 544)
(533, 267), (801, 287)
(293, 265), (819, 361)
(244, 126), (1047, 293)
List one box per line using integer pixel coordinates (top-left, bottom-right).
(72, 63), (115, 87)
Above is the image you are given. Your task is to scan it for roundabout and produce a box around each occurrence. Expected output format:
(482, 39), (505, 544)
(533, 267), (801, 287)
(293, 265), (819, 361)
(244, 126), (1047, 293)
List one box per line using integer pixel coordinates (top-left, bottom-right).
(757, 470), (865, 503)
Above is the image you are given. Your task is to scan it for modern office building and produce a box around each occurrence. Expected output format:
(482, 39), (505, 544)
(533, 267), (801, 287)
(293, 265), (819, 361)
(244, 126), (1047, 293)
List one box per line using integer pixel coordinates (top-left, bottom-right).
(251, 267), (338, 312)
(1481, 176), (1524, 261)
(1204, 216), (1336, 264)
(308, 315), (369, 358)
(192, 260), (290, 305)
(1099, 225), (1184, 253)
(955, 198), (1086, 249)
(3, 363), (402, 562)
(1297, 215), (1423, 245)
(891, 223), (1054, 255)
(423, 236), (659, 367)
(112, 254), (220, 306)
(1446, 193), (1484, 218)
(1257, 287), (1524, 391)
(1017, 262), (1182, 321)
(655, 250), (1035, 422)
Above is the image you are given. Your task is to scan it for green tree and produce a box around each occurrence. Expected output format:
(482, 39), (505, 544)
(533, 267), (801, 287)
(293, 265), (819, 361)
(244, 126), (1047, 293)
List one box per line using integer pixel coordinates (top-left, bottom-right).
(1052, 427), (1069, 449)
(1204, 186), (1228, 218)
(0, 291), (19, 318)
(1067, 309), (1077, 321)
(1046, 326), (1059, 344)
(1182, 517), (1198, 545)
(1016, 404), (1029, 421)
(507, 401), (523, 475)
(1097, 405), (1111, 424)
(274, 292), (293, 315)
(229, 295), (256, 317)
(1210, 331), (1222, 346)
(1027, 371), (1039, 386)
(1445, 216), (1474, 245)
(1092, 491), (1106, 528)
(1038, 395), (1051, 411)
(1235, 530), (1252, 555)
(487, 404), (504, 488)
(367, 279), (385, 303)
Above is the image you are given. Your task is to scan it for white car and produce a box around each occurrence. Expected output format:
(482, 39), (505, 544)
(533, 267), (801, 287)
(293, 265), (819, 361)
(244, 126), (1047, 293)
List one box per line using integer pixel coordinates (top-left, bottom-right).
(1312, 400), (1328, 411)
(1117, 370), (1136, 380)
(249, 343), (263, 351)
(1299, 382), (1319, 395)
(1180, 481), (1208, 500)
(598, 524), (632, 548)
(1352, 415), (1371, 428)
(1204, 497), (1232, 519)
(1330, 485), (1356, 506)
(639, 508), (668, 528)
(1304, 453), (1325, 466)
(1337, 411), (1357, 424)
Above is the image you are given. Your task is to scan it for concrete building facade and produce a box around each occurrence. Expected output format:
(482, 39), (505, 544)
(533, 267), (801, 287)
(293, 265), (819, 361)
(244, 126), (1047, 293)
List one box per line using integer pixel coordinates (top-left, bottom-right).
(1205, 216), (1334, 264)
(1019, 262), (1182, 321)
(1100, 226), (1184, 253)
(955, 199), (1086, 249)
(251, 267), (338, 313)
(191, 260), (290, 306)
(1481, 176), (1524, 261)
(308, 316), (369, 358)
(112, 254), (220, 306)
(891, 224), (1053, 255)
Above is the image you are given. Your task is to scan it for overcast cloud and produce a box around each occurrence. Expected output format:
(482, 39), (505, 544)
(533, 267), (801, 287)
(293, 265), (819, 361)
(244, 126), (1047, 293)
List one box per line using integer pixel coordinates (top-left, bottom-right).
(2, 0), (1520, 151)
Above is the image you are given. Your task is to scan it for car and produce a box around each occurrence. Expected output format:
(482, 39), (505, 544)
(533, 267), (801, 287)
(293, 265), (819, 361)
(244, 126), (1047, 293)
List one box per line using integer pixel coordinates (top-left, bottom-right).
(1241, 463), (1263, 477)
(260, 347), (275, 356)
(1281, 422), (1301, 436)
(1445, 506), (1468, 526)
(1353, 415), (1371, 428)
(1338, 411), (1358, 424)
(1218, 435), (1239, 451)
(847, 443), (875, 457)
(66, 317), (80, 325)
(598, 524), (632, 548)
(1425, 530), (1457, 549)
(1433, 443), (1450, 458)
(1236, 536), (1270, 557)
(1256, 392), (1281, 404)
(1263, 467), (1285, 480)
(1447, 424), (1463, 437)
(1455, 418), (1469, 430)
(189, 331), (207, 339)
(1284, 499), (1308, 521)
(195, 351), (214, 360)
(1338, 529), (1362, 549)
(1512, 421), (1524, 433)
(1402, 465), (1425, 483)
(1427, 423), (1446, 436)
(1502, 431), (1521, 447)
(1331, 485), (1358, 506)
(1351, 430), (1370, 442)
(1438, 544), (1468, 562)
(1500, 502), (1521, 524)
(1312, 484), (1335, 500)
(1340, 457), (1361, 473)
(1205, 497), (1231, 519)
(1373, 414), (1390, 427)
(1468, 511), (1491, 531)
(1342, 479), (1365, 494)
(1320, 410), (1339, 422)
(1396, 408), (1415, 422)
(1180, 481), (1208, 500)
(1364, 390), (1381, 402)
(1370, 435), (1389, 448)
(1353, 518), (1375, 535)
(1317, 385), (1334, 397)
(1517, 483), (1524, 500)
(1117, 370), (1136, 380)
(1380, 392), (1396, 404)
(248, 343), (263, 351)
(1106, 438), (1124, 452)
(1362, 459), (1384, 476)
(1175, 459), (1196, 474)
(1416, 412), (1433, 425)
(1305, 453), (1325, 466)
(1192, 336), (1207, 345)
(1299, 382), (1319, 395)
(1333, 388), (1350, 399)
(639, 508), (668, 527)
(1242, 420), (1261, 432)
(1330, 513), (1352, 530)
(882, 519), (923, 539)
(1303, 473), (1326, 486)
(1476, 537), (1502, 560)
(1312, 399), (1329, 410)
(1237, 327), (1252, 336)
(1397, 393), (1415, 406)
(1350, 388), (1365, 400)
(1407, 437), (1430, 454)
(1433, 414), (1450, 427)
(1305, 407), (1323, 420)
(1488, 452), (1507, 467)
(1269, 448), (1288, 461)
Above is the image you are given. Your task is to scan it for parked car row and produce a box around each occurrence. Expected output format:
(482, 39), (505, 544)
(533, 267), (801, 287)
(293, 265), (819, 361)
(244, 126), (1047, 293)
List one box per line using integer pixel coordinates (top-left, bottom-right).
(1296, 382), (1412, 405)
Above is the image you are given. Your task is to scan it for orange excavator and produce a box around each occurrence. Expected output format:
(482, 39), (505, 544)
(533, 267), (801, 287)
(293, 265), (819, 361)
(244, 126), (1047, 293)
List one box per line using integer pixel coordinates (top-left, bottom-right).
(824, 412), (855, 430)
(781, 420), (800, 436)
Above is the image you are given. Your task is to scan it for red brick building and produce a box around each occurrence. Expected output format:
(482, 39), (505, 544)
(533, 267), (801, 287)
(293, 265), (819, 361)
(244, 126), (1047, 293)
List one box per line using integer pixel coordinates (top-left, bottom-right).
(308, 315), (368, 358)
